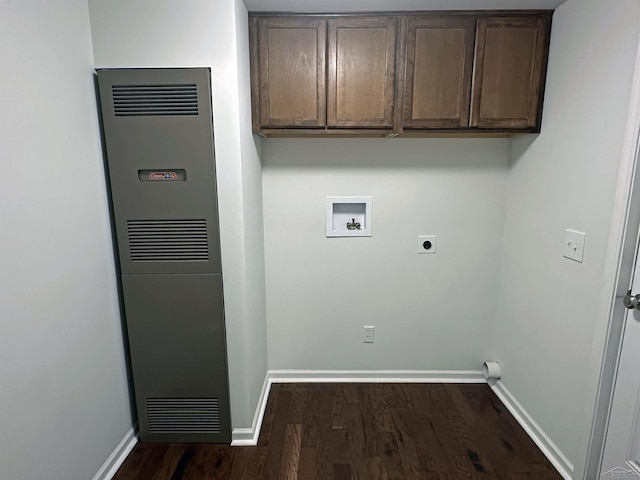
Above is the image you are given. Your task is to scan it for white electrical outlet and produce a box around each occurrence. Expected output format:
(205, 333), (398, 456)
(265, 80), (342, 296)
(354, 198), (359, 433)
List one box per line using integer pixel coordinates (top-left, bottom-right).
(363, 326), (375, 343)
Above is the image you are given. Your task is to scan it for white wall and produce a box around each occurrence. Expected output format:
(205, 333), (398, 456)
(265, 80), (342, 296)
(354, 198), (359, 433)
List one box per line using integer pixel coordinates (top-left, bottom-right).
(234, 0), (269, 412)
(491, 0), (640, 472)
(263, 138), (509, 370)
(88, 0), (267, 430)
(0, 1), (132, 479)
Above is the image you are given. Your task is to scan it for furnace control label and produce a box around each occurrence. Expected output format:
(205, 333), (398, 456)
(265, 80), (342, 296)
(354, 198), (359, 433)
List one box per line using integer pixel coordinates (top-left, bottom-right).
(138, 169), (186, 182)
(149, 171), (177, 180)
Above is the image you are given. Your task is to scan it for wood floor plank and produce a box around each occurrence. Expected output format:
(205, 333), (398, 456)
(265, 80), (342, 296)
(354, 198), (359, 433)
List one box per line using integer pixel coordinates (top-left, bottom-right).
(114, 443), (154, 480)
(287, 385), (308, 424)
(112, 384), (563, 480)
(151, 444), (187, 480)
(241, 446), (267, 480)
(169, 446), (197, 480)
(279, 424), (302, 480)
(179, 446), (232, 480)
(133, 444), (170, 479)
(333, 463), (352, 480)
(369, 385), (394, 433)
(331, 395), (346, 430)
(257, 386), (280, 447)
(227, 446), (257, 479)
(261, 389), (292, 480)
(296, 446), (317, 480)
(364, 456), (388, 480)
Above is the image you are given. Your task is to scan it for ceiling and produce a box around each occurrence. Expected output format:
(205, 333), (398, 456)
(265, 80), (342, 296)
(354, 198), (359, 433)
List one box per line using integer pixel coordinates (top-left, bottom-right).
(243, 0), (567, 12)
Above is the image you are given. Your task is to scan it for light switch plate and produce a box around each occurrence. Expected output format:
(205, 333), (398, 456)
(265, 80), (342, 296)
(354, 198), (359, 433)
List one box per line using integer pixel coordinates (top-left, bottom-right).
(563, 229), (586, 263)
(418, 235), (437, 254)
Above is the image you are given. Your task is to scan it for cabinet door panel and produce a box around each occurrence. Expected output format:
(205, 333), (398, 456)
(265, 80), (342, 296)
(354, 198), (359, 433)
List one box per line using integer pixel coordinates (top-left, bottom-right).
(258, 17), (326, 127)
(404, 17), (475, 128)
(328, 17), (397, 128)
(471, 16), (550, 129)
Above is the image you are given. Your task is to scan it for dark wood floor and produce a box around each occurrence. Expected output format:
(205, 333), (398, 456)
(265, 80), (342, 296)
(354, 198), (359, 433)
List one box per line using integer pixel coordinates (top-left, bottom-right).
(113, 383), (562, 479)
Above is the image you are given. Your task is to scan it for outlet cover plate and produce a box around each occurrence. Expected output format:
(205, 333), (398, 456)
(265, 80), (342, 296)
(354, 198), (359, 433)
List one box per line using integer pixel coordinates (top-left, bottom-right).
(418, 235), (437, 254)
(363, 326), (375, 343)
(563, 229), (586, 263)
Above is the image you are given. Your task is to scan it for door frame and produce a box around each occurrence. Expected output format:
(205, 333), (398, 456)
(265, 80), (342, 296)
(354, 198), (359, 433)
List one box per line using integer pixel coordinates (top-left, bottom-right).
(582, 32), (640, 479)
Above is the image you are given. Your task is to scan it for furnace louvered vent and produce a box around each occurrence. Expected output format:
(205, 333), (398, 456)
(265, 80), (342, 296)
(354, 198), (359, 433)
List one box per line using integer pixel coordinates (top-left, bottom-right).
(147, 398), (221, 434)
(112, 84), (198, 116)
(127, 219), (209, 262)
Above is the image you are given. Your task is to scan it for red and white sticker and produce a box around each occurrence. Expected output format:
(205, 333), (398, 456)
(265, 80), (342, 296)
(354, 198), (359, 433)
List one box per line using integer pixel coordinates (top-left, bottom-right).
(148, 171), (176, 180)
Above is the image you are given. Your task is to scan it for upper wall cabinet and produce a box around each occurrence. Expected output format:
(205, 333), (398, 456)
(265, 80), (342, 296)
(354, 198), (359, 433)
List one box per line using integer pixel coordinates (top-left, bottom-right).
(249, 11), (552, 136)
(254, 17), (327, 128)
(470, 15), (551, 129)
(251, 15), (397, 134)
(403, 16), (476, 128)
(328, 17), (397, 128)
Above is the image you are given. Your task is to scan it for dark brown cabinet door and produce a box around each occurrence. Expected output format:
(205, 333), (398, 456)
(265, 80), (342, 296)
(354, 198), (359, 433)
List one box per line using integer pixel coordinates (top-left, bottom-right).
(471, 15), (551, 130)
(404, 16), (476, 128)
(327, 17), (397, 128)
(256, 17), (326, 128)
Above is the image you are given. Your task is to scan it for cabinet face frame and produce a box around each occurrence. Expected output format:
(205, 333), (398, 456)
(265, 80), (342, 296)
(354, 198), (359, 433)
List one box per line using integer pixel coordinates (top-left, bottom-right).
(327, 16), (398, 128)
(403, 15), (476, 129)
(470, 15), (551, 130)
(255, 16), (327, 128)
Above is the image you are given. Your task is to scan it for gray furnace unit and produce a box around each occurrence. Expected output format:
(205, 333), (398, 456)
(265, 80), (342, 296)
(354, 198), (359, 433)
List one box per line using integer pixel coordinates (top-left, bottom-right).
(96, 68), (231, 443)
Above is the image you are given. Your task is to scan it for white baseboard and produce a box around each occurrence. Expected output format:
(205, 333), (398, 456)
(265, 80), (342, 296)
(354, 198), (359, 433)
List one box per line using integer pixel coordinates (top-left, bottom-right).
(92, 427), (138, 480)
(230, 369), (484, 446)
(491, 381), (573, 479)
(268, 369), (485, 383)
(231, 374), (272, 446)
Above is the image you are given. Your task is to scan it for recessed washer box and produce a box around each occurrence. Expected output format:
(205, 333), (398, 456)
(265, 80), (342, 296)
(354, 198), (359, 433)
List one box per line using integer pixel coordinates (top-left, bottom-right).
(326, 196), (372, 237)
